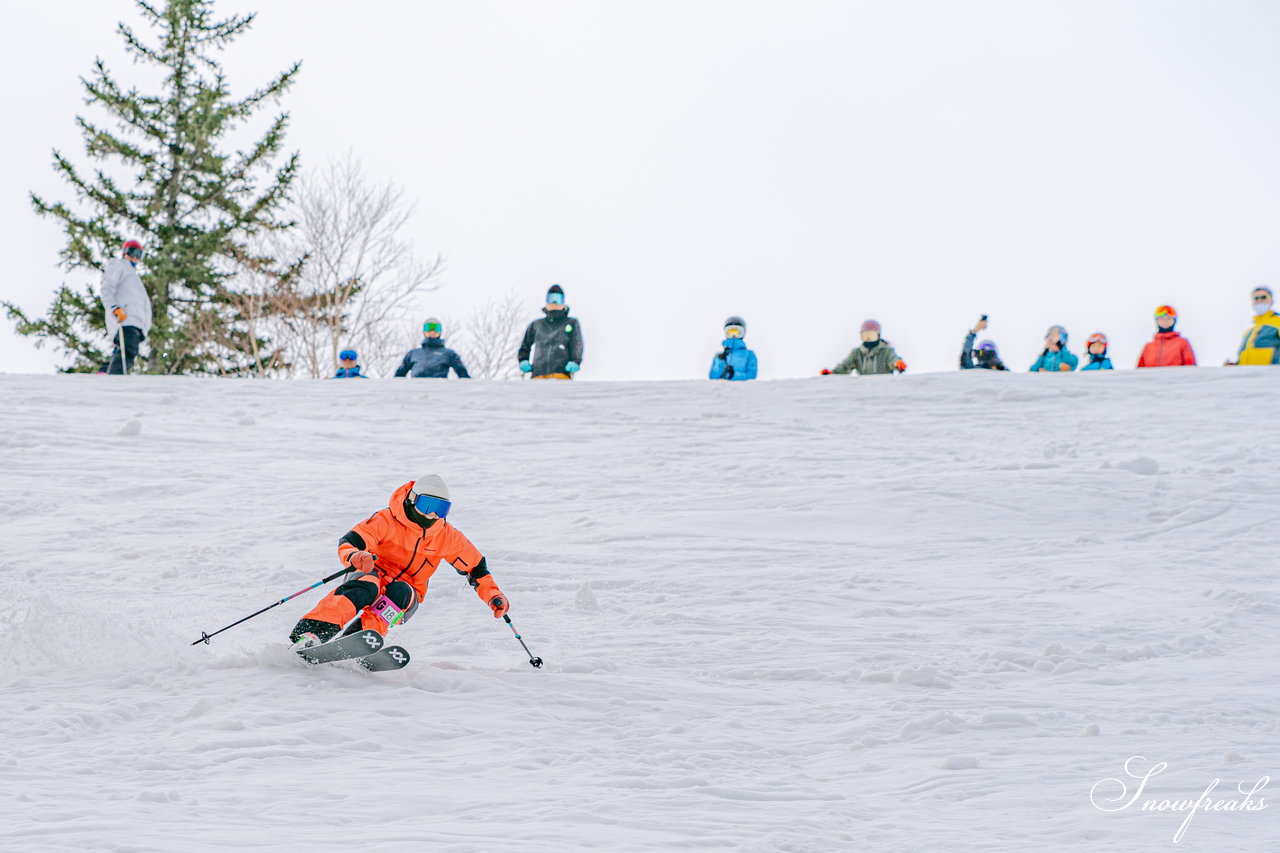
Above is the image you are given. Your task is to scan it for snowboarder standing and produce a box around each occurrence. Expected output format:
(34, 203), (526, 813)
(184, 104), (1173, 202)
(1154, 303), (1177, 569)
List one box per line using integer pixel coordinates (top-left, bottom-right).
(709, 315), (758, 380)
(1082, 333), (1114, 370)
(394, 318), (471, 378)
(825, 320), (907, 376)
(1030, 326), (1078, 372)
(960, 317), (1007, 370)
(100, 239), (153, 374)
(289, 475), (509, 648)
(1137, 306), (1196, 368)
(518, 284), (584, 379)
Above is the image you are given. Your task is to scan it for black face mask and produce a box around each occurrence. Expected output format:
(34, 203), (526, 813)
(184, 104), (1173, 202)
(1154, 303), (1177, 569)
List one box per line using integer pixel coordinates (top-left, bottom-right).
(862, 339), (879, 350)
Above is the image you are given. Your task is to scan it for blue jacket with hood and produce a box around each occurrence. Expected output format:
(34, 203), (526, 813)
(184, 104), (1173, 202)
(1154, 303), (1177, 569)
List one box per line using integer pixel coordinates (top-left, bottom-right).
(710, 338), (758, 380)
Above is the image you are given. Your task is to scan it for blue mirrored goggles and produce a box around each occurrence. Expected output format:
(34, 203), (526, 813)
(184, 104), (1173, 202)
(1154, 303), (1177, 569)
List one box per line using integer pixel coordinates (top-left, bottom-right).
(339, 349), (357, 361)
(546, 292), (565, 305)
(412, 493), (452, 518)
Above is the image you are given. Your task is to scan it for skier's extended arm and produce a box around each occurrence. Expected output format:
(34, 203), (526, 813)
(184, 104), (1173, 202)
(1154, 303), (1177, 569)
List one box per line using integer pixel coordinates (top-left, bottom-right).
(444, 528), (508, 617)
(337, 514), (391, 572)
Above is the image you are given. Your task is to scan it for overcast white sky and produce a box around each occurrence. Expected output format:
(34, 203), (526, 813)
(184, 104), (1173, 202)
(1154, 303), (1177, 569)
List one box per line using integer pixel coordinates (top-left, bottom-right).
(4, 0), (1279, 379)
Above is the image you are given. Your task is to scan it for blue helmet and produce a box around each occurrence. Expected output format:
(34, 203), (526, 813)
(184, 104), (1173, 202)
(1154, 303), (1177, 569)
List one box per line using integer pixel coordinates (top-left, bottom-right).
(1046, 325), (1068, 345)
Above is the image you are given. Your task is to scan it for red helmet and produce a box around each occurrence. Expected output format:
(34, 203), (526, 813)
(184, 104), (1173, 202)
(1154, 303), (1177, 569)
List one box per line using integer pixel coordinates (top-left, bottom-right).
(1085, 332), (1108, 351)
(860, 319), (881, 335)
(122, 239), (143, 258)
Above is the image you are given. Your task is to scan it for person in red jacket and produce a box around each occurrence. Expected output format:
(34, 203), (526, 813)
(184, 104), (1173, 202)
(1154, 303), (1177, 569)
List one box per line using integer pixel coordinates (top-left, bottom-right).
(1137, 305), (1197, 368)
(289, 475), (509, 648)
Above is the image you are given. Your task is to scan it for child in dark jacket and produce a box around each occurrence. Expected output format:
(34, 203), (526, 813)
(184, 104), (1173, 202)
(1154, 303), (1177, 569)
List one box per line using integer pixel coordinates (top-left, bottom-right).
(709, 316), (758, 380)
(518, 284), (584, 379)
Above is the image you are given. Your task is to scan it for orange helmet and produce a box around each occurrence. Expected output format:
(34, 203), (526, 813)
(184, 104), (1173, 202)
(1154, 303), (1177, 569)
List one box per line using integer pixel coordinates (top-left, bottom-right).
(1085, 333), (1108, 352)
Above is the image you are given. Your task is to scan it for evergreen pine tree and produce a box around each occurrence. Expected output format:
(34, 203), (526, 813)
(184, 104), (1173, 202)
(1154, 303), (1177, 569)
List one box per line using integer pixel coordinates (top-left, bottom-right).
(5, 0), (306, 374)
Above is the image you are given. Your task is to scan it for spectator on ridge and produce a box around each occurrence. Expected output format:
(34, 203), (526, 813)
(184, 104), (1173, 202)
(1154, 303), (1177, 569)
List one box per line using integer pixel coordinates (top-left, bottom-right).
(1230, 286), (1280, 366)
(100, 239), (153, 375)
(518, 284), (584, 380)
(824, 319), (907, 376)
(1081, 333), (1114, 371)
(332, 348), (368, 379)
(709, 315), (758, 381)
(960, 316), (1007, 370)
(395, 318), (471, 378)
(1137, 306), (1196, 368)
(1030, 326), (1078, 372)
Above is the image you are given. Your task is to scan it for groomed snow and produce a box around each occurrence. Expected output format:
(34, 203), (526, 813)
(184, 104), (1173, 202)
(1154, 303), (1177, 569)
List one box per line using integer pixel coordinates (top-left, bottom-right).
(1, 369), (1277, 852)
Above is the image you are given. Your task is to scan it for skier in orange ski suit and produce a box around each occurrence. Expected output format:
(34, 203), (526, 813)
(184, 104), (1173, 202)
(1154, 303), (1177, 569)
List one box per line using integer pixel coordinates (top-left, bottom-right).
(289, 475), (508, 646)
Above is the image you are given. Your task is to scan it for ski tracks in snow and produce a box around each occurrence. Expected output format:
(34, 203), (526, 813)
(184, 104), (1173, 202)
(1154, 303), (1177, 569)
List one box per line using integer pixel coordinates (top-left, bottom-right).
(1, 369), (1278, 851)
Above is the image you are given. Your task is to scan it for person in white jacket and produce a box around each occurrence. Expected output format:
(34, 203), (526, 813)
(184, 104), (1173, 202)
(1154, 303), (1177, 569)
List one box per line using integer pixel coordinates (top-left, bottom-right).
(100, 240), (153, 374)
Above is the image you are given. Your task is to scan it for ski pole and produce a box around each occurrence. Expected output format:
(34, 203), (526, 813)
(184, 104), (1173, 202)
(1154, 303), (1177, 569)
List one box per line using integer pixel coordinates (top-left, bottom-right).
(502, 614), (543, 668)
(191, 567), (355, 646)
(117, 324), (129, 374)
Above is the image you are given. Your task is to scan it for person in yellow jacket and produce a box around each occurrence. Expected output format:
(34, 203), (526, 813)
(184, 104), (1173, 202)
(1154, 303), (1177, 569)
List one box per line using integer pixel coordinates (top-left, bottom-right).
(1232, 286), (1280, 366)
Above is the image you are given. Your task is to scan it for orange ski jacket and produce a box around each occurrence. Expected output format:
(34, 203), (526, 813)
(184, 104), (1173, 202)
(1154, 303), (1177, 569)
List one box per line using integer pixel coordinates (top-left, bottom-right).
(1137, 332), (1197, 368)
(336, 481), (498, 603)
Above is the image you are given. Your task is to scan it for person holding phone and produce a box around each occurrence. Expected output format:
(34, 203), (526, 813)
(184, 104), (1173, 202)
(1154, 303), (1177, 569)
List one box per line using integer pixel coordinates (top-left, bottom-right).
(960, 315), (1007, 370)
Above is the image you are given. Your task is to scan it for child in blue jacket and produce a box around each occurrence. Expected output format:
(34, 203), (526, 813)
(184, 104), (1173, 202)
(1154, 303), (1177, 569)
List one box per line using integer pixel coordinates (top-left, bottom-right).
(332, 348), (368, 379)
(1081, 333), (1114, 370)
(1030, 325), (1078, 372)
(709, 316), (758, 381)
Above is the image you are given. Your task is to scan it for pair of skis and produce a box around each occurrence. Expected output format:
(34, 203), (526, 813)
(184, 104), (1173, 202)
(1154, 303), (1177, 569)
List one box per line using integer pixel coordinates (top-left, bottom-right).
(295, 629), (411, 672)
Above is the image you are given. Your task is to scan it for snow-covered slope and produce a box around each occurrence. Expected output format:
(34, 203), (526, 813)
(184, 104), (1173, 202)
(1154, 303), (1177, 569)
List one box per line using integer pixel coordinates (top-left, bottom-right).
(2, 369), (1277, 852)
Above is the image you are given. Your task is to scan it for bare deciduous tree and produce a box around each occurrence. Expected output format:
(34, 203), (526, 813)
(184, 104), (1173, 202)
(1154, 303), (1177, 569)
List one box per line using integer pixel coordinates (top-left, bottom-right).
(451, 292), (528, 380)
(240, 153), (444, 377)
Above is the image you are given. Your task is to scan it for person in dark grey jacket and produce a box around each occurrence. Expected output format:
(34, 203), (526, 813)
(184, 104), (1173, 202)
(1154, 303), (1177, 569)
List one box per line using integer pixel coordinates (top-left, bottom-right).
(394, 318), (471, 378)
(960, 317), (1008, 370)
(518, 284), (584, 379)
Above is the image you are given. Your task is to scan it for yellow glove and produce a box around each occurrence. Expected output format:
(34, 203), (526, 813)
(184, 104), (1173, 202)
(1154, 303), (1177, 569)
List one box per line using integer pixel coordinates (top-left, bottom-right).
(112, 306), (127, 323)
